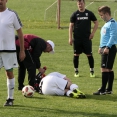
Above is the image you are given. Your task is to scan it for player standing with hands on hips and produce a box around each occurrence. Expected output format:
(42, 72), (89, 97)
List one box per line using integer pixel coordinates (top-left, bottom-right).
(0, 0), (25, 106)
(93, 6), (117, 95)
(69, 0), (98, 78)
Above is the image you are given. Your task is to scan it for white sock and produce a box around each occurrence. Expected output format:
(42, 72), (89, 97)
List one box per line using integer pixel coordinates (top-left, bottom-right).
(66, 90), (72, 97)
(7, 78), (15, 99)
(90, 68), (94, 72)
(74, 68), (78, 72)
(70, 84), (78, 91)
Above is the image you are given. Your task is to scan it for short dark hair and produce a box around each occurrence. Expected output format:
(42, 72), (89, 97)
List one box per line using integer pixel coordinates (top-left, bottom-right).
(77, 0), (85, 3)
(98, 6), (111, 15)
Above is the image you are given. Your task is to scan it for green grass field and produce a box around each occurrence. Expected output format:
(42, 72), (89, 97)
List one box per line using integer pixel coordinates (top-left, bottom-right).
(0, 0), (117, 117)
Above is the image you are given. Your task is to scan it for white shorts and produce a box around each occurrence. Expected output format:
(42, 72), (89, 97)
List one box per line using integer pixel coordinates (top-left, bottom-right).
(0, 52), (18, 70)
(40, 72), (67, 96)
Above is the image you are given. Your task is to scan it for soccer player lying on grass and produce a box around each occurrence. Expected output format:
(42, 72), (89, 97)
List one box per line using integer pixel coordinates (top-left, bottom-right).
(38, 72), (86, 98)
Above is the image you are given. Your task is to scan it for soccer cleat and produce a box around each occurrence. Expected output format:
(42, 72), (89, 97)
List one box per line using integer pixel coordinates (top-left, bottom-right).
(69, 90), (86, 99)
(74, 72), (79, 77)
(4, 98), (14, 106)
(93, 90), (106, 95)
(90, 71), (95, 78)
(73, 89), (86, 98)
(105, 89), (112, 94)
(18, 85), (25, 90)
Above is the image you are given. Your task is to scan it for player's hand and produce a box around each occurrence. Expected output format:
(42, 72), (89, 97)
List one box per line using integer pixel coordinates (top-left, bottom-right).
(69, 39), (73, 45)
(19, 51), (25, 61)
(38, 68), (46, 74)
(98, 48), (101, 54)
(103, 48), (109, 54)
(89, 33), (94, 40)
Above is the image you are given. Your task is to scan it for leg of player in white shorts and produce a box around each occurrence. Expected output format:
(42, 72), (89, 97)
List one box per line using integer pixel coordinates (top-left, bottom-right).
(0, 53), (18, 106)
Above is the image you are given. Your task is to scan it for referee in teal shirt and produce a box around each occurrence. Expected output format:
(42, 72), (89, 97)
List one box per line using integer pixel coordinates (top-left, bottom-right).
(93, 6), (117, 95)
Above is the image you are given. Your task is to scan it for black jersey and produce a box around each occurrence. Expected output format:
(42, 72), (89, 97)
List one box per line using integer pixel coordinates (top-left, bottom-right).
(70, 9), (97, 39)
(16, 34), (47, 68)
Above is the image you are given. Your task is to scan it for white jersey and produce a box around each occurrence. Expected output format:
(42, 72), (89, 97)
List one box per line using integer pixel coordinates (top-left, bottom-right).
(0, 8), (22, 52)
(40, 72), (68, 95)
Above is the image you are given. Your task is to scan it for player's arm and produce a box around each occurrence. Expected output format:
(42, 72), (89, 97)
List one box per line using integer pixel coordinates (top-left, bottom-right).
(16, 28), (25, 61)
(103, 22), (117, 54)
(31, 39), (45, 73)
(69, 23), (74, 45)
(106, 22), (117, 48)
(90, 20), (98, 39)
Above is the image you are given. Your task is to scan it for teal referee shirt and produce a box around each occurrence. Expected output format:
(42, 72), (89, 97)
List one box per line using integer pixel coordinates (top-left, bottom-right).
(100, 18), (117, 48)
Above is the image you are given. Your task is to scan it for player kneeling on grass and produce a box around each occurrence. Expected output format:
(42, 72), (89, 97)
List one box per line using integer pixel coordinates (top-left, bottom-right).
(39, 72), (86, 98)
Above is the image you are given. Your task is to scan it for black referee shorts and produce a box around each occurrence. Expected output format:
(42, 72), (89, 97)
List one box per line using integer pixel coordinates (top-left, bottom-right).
(73, 39), (92, 55)
(101, 45), (116, 69)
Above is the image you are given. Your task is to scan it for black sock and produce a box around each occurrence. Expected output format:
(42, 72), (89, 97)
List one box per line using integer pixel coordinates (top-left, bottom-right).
(107, 71), (114, 91)
(87, 56), (94, 68)
(100, 72), (109, 91)
(73, 56), (79, 71)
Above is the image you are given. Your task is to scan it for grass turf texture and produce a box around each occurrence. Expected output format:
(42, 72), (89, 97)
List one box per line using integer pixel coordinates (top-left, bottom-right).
(0, 0), (117, 117)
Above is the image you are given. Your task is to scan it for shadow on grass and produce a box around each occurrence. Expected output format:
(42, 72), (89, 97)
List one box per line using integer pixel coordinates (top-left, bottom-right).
(21, 95), (47, 100)
(29, 93), (117, 102)
(85, 93), (117, 101)
(1, 95), (117, 117)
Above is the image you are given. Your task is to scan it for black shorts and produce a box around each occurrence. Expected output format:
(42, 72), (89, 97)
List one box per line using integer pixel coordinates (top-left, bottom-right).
(73, 39), (92, 55)
(101, 45), (116, 69)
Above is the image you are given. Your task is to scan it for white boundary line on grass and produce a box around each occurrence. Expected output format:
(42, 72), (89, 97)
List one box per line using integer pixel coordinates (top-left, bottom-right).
(85, 1), (94, 8)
